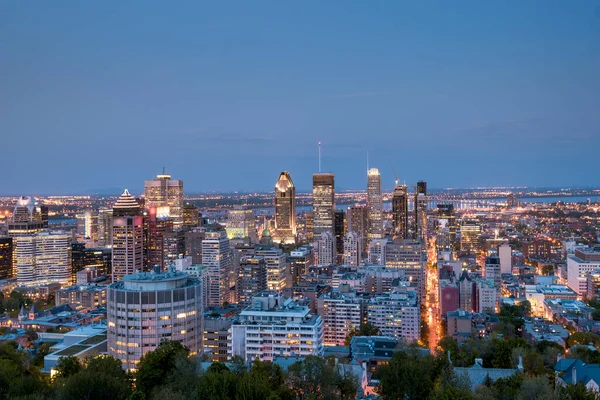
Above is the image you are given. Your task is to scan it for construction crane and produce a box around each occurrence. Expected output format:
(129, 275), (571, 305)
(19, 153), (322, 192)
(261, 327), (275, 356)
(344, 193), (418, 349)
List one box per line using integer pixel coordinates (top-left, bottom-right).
(389, 158), (399, 187)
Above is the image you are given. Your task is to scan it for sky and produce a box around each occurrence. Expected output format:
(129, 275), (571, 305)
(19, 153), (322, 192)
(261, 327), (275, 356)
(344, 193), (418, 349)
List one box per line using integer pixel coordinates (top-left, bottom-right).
(1, 1), (599, 195)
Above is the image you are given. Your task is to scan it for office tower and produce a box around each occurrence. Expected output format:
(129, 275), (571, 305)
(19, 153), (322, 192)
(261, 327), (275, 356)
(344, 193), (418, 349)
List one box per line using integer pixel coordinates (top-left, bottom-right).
(343, 232), (362, 266)
(460, 220), (482, 254)
(458, 270), (474, 312)
(317, 291), (365, 346)
(367, 168), (383, 241)
(334, 209), (345, 264)
(97, 209), (113, 248)
(202, 230), (231, 307)
(83, 248), (112, 276)
(0, 238), (13, 279)
(163, 230), (185, 266)
(304, 212), (314, 241)
(317, 231), (336, 266)
(107, 269), (203, 371)
(255, 247), (287, 292)
(484, 255), (502, 294)
(312, 173), (335, 236)
(567, 247), (600, 295)
(76, 211), (98, 246)
(185, 228), (206, 265)
(368, 239), (388, 265)
(8, 196), (45, 237)
(145, 206), (173, 269)
(288, 247), (313, 285)
(237, 256), (267, 306)
(72, 242), (86, 283)
(347, 204), (368, 252)
(182, 203), (199, 231)
(226, 205), (257, 243)
(273, 171), (296, 244)
(111, 190), (144, 282)
(437, 204), (457, 246)
(144, 171), (184, 229)
(385, 239), (426, 300)
(392, 184), (409, 239)
(498, 244), (512, 274)
(366, 289), (420, 342)
(414, 181), (427, 242)
(14, 231), (72, 286)
(230, 291), (324, 361)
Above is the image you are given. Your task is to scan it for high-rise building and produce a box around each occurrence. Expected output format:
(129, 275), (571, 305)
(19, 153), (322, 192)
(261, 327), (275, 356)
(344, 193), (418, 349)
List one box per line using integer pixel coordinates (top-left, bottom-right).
(107, 269), (203, 371)
(184, 228), (206, 265)
(83, 248), (112, 276)
(368, 239), (388, 265)
(498, 244), (512, 274)
(414, 181), (427, 242)
(14, 231), (72, 286)
(366, 289), (420, 343)
(437, 204), (457, 247)
(385, 239), (426, 299)
(226, 206), (257, 243)
(392, 184), (409, 239)
(202, 230), (231, 307)
(182, 203), (200, 231)
(8, 196), (45, 237)
(334, 209), (345, 264)
(255, 246), (287, 292)
(97, 209), (113, 248)
(144, 172), (184, 229)
(288, 247), (313, 286)
(112, 190), (144, 282)
(343, 232), (362, 266)
(230, 291), (324, 361)
(367, 168), (383, 241)
(458, 270), (474, 312)
(0, 238), (13, 279)
(460, 220), (482, 254)
(237, 256), (267, 306)
(347, 204), (368, 252)
(145, 206), (173, 269)
(273, 172), (296, 244)
(317, 231), (336, 266)
(567, 247), (600, 296)
(304, 212), (315, 241)
(72, 242), (86, 283)
(317, 291), (364, 346)
(312, 173), (335, 236)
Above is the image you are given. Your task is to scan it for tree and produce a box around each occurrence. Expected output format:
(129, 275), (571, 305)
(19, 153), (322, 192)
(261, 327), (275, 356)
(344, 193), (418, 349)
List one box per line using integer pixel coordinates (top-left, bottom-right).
(56, 369), (132, 400)
(522, 353), (546, 376)
(54, 356), (82, 379)
(377, 351), (444, 400)
(568, 332), (600, 348)
(541, 264), (555, 276)
(135, 340), (190, 396)
(517, 376), (558, 400)
(344, 322), (380, 346)
(492, 339), (514, 369)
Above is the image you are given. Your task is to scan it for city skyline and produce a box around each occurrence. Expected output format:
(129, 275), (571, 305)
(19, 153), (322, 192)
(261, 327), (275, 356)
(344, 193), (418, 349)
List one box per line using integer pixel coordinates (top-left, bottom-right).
(2, 1), (599, 194)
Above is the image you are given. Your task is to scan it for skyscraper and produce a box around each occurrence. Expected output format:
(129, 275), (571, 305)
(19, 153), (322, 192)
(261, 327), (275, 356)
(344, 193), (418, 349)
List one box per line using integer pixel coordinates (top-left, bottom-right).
(14, 231), (72, 286)
(0, 238), (13, 279)
(392, 184), (409, 239)
(202, 230), (231, 307)
(97, 209), (113, 248)
(255, 247), (287, 292)
(317, 231), (336, 266)
(182, 203), (200, 231)
(460, 220), (482, 255)
(144, 171), (184, 229)
(437, 204), (457, 247)
(8, 196), (44, 237)
(367, 168), (383, 241)
(347, 204), (368, 252)
(414, 181), (427, 242)
(237, 256), (267, 306)
(112, 190), (144, 282)
(312, 173), (335, 236)
(273, 172), (296, 244)
(334, 209), (345, 264)
(145, 206), (173, 269)
(226, 206), (257, 243)
(343, 231), (361, 266)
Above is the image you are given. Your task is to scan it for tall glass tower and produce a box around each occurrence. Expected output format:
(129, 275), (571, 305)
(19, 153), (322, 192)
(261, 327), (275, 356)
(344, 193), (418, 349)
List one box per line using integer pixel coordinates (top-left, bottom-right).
(312, 173), (335, 237)
(367, 168), (383, 241)
(144, 171), (184, 229)
(274, 171), (296, 244)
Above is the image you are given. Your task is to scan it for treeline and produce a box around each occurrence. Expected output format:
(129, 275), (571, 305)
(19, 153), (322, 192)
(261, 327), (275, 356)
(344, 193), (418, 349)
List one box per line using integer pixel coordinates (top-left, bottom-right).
(1, 338), (600, 399)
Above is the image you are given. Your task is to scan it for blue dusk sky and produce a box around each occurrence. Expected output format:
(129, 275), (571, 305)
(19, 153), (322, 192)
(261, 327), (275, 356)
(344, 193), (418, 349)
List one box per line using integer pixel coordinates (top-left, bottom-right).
(1, 1), (599, 194)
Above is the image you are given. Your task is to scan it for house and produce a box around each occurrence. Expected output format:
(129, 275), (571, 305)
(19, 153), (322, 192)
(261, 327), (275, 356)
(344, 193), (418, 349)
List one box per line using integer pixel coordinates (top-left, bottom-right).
(453, 357), (522, 390)
(554, 358), (600, 392)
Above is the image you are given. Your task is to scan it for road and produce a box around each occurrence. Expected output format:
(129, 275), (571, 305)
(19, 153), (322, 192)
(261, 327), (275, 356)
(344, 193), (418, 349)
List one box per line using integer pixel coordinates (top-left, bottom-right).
(425, 237), (442, 354)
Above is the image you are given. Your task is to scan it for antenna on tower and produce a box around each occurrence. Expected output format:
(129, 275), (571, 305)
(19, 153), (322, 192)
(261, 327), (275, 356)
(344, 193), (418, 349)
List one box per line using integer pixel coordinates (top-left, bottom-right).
(162, 166), (165, 175)
(389, 158), (399, 187)
(318, 142), (322, 172)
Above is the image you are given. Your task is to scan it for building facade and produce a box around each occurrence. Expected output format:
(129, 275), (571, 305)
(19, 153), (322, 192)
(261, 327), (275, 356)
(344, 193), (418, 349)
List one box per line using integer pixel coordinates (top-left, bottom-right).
(273, 171), (296, 244)
(312, 173), (335, 236)
(112, 190), (144, 282)
(144, 172), (184, 229)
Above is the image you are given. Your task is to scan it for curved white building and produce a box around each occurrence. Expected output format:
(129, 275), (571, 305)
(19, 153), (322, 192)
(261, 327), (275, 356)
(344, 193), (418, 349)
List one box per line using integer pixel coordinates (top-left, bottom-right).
(107, 269), (203, 371)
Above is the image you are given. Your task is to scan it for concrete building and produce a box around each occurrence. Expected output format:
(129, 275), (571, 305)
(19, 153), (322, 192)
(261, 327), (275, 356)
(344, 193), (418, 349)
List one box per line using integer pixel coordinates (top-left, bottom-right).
(203, 317), (231, 362)
(14, 231), (72, 286)
(366, 168), (383, 241)
(226, 206), (257, 243)
(107, 269), (203, 371)
(346, 204), (368, 252)
(312, 173), (335, 236)
(230, 291), (324, 361)
(56, 284), (107, 309)
(567, 247), (600, 296)
(366, 289), (420, 343)
(255, 246), (287, 292)
(317, 290), (364, 346)
(499, 244), (512, 275)
(343, 231), (362, 266)
(144, 172), (184, 229)
(111, 190), (143, 282)
(237, 256), (267, 306)
(317, 231), (336, 266)
(202, 230), (231, 307)
(392, 184), (409, 240)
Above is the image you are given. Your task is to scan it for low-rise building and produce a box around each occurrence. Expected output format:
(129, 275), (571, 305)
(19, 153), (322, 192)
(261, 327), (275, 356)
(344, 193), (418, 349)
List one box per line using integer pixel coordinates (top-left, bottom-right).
(55, 284), (107, 309)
